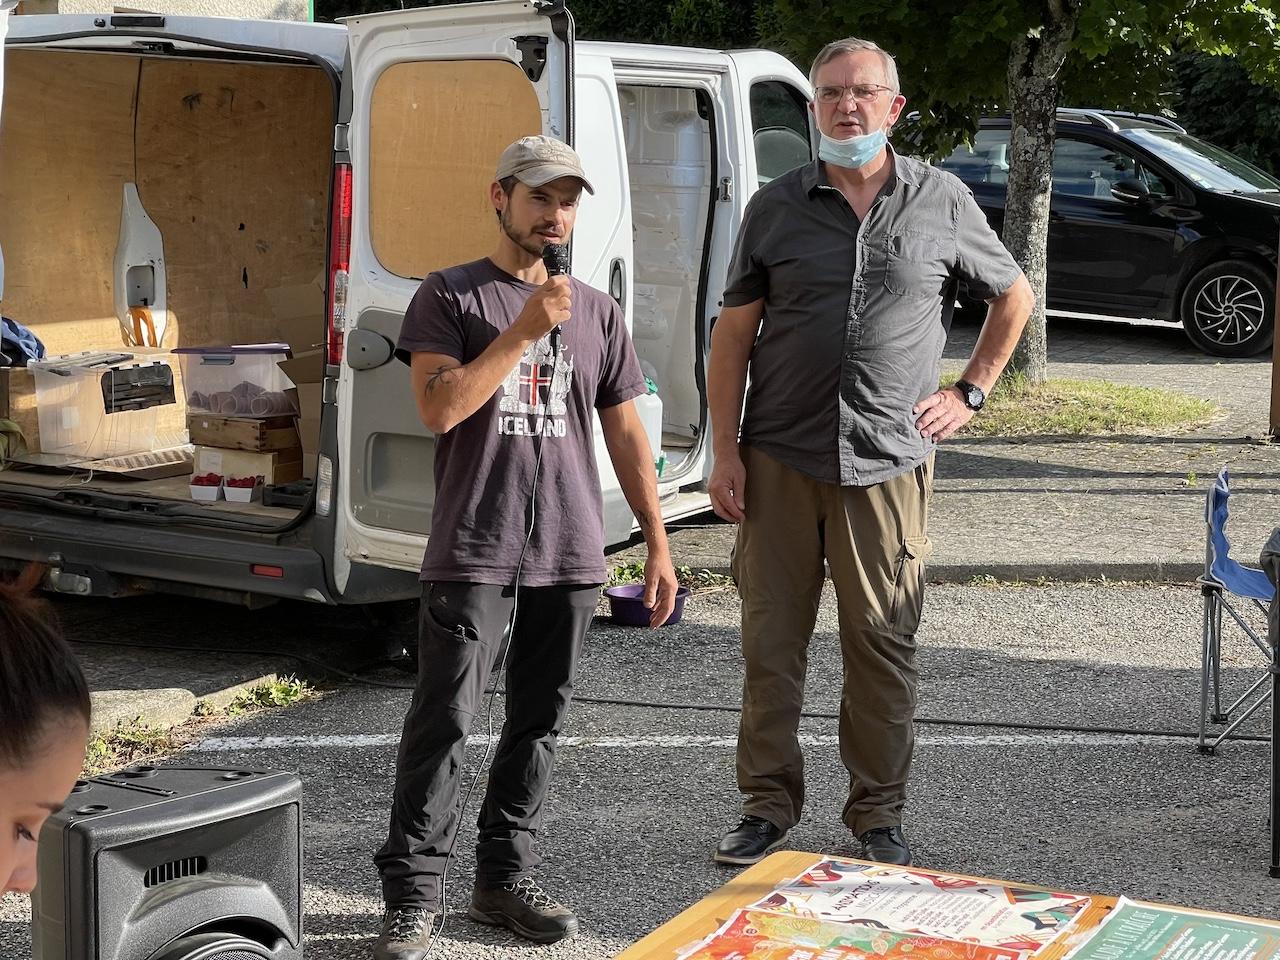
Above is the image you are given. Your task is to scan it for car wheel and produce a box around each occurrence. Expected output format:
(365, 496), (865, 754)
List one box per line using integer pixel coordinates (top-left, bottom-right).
(1179, 260), (1274, 358)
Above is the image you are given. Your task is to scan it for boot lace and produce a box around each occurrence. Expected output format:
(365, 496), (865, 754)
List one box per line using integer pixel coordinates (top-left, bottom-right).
(387, 906), (432, 942)
(503, 876), (559, 910)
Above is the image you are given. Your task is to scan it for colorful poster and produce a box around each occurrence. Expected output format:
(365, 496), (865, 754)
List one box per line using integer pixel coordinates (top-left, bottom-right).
(676, 908), (1027, 960)
(749, 858), (1090, 955)
(1063, 898), (1280, 960)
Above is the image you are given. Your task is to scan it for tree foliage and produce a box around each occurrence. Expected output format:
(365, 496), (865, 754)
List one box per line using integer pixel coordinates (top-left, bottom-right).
(314, 0), (779, 45)
(572, 0), (774, 48)
(1171, 52), (1280, 176)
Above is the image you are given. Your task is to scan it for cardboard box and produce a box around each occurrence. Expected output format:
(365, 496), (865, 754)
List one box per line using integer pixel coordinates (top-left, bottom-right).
(264, 274), (325, 371)
(187, 413), (301, 452)
(0, 366), (41, 451)
(294, 381), (322, 480)
(279, 348), (325, 387)
(194, 444), (303, 486)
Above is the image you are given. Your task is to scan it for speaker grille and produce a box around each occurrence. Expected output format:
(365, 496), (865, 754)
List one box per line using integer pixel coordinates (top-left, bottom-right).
(209, 951), (265, 960)
(144, 855), (208, 887)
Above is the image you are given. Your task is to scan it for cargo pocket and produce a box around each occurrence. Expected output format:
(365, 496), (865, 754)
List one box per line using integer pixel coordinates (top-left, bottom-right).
(423, 583), (480, 644)
(889, 536), (931, 635)
(885, 232), (947, 299)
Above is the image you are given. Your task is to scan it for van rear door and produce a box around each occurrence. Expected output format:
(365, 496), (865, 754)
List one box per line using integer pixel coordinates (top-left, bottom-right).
(334, 0), (571, 588)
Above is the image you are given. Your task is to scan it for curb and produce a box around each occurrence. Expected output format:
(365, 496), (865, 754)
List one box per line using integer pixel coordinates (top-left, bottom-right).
(88, 668), (282, 736)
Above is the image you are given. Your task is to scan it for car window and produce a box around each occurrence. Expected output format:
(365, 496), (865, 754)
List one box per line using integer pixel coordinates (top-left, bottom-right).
(750, 81), (811, 186)
(1052, 139), (1139, 200)
(1138, 164), (1174, 198)
(935, 129), (1011, 186)
(1127, 129), (1280, 193)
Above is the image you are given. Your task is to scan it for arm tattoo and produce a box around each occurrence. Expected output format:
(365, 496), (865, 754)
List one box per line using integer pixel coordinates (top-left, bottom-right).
(425, 364), (459, 394)
(634, 506), (663, 541)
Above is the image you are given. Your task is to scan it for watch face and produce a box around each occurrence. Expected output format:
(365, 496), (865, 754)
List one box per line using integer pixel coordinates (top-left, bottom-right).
(967, 386), (982, 407)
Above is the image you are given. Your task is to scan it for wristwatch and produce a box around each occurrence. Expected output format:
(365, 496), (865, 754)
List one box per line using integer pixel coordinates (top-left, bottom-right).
(954, 379), (986, 411)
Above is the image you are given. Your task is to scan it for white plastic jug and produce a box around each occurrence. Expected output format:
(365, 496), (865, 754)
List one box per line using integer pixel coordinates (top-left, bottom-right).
(635, 388), (663, 463)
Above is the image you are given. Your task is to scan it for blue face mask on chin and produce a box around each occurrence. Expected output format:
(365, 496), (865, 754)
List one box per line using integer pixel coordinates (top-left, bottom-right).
(818, 127), (888, 170)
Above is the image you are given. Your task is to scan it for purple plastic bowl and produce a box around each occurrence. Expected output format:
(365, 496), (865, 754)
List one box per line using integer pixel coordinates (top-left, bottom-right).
(604, 583), (691, 627)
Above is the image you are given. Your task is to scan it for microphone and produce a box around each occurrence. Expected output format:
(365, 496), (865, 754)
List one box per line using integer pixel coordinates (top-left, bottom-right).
(541, 243), (570, 353)
(541, 242), (570, 277)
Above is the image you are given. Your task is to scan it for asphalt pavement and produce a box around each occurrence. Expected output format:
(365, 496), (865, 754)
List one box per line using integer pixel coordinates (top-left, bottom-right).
(3, 580), (1277, 958)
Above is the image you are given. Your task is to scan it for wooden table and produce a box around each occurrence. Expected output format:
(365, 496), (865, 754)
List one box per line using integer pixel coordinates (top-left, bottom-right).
(612, 851), (1134, 960)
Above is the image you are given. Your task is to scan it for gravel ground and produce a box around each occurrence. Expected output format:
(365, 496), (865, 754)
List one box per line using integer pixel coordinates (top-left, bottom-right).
(3, 581), (1278, 958)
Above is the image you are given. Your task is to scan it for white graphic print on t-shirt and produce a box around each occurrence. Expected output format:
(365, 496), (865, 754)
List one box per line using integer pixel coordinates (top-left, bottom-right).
(497, 336), (574, 438)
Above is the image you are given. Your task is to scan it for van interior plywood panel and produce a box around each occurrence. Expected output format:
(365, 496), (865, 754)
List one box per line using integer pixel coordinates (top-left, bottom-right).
(370, 59), (542, 280)
(135, 59), (332, 352)
(0, 51), (141, 355)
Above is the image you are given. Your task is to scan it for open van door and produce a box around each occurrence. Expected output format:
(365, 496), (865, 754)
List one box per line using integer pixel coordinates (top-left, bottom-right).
(333, 0), (571, 590)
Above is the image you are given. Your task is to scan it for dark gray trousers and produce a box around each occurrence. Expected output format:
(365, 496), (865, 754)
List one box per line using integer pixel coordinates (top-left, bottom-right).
(374, 580), (599, 908)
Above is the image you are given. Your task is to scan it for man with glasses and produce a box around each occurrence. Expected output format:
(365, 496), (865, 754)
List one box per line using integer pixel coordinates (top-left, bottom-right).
(708, 37), (1033, 867)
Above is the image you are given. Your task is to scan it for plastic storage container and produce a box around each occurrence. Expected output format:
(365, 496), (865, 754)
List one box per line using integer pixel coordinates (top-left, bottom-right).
(29, 352), (173, 459)
(173, 344), (298, 418)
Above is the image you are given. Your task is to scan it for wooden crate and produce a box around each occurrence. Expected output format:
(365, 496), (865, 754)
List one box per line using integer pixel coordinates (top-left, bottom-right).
(187, 413), (301, 452)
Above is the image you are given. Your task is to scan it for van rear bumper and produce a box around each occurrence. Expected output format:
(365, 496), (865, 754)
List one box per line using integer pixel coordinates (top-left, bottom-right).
(0, 502), (338, 604)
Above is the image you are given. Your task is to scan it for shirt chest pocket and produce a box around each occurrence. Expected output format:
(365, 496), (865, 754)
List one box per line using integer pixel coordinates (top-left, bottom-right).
(884, 231), (949, 300)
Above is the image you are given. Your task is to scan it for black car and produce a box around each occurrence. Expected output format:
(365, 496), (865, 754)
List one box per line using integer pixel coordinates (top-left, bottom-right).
(934, 109), (1280, 357)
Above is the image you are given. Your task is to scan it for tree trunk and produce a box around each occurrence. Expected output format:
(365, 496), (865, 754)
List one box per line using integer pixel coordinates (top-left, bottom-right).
(1002, 4), (1080, 384)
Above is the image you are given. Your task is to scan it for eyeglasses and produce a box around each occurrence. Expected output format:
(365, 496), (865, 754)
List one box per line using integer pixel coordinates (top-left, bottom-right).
(815, 83), (894, 104)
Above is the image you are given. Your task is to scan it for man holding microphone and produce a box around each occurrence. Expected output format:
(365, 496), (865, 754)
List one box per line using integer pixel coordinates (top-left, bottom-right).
(372, 135), (677, 958)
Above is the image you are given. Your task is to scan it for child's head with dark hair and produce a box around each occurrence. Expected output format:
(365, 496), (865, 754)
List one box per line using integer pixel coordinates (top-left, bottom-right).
(0, 566), (91, 894)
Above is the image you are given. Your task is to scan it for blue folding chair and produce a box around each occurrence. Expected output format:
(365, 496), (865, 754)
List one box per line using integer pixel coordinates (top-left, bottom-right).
(1198, 468), (1276, 754)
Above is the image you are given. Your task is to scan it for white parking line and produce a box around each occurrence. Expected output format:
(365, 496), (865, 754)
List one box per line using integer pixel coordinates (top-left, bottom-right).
(190, 730), (1257, 753)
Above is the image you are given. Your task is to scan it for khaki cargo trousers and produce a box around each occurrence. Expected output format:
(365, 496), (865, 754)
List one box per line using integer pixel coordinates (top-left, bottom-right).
(730, 445), (932, 837)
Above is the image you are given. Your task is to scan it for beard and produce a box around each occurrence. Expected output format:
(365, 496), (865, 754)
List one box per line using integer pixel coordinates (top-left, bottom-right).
(500, 206), (556, 258)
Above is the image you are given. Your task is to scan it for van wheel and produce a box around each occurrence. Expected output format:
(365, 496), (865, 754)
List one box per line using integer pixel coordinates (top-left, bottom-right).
(1179, 260), (1274, 357)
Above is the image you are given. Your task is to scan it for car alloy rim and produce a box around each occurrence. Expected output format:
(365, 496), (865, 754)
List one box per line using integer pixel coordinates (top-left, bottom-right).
(1193, 274), (1267, 346)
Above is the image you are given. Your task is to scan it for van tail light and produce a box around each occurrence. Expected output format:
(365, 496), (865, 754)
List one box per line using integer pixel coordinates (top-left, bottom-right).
(326, 163), (353, 367)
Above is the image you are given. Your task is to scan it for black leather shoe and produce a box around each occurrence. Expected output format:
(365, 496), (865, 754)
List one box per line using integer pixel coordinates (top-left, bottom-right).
(373, 906), (436, 960)
(469, 877), (578, 944)
(714, 814), (789, 866)
(859, 825), (912, 865)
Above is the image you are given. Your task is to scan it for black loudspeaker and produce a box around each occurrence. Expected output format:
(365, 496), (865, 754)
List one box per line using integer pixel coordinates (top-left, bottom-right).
(31, 766), (303, 960)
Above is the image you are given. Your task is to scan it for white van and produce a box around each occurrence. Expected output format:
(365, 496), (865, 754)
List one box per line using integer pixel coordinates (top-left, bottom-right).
(0, 0), (813, 607)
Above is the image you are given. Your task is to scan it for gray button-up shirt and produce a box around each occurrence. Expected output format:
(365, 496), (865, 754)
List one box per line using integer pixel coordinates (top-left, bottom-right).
(723, 148), (1021, 486)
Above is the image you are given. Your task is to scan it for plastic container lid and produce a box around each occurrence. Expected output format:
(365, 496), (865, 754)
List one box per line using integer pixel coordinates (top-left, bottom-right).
(172, 343), (293, 358)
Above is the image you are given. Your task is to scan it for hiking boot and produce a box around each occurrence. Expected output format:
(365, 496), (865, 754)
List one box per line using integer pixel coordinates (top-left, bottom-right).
(714, 814), (789, 866)
(859, 825), (912, 865)
(373, 905), (436, 960)
(469, 877), (578, 944)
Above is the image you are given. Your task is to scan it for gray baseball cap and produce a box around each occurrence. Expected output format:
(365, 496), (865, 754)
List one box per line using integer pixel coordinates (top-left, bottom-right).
(495, 135), (595, 195)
